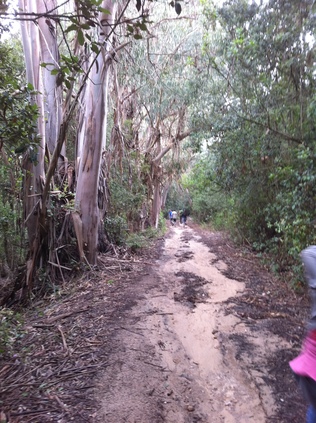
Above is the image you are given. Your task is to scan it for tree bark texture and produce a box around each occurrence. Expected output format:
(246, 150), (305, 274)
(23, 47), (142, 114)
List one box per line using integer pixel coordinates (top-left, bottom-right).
(19, 0), (47, 251)
(75, 0), (117, 264)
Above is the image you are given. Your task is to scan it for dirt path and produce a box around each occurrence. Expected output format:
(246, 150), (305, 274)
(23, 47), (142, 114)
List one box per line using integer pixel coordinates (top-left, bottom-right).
(1, 223), (308, 422)
(96, 225), (294, 422)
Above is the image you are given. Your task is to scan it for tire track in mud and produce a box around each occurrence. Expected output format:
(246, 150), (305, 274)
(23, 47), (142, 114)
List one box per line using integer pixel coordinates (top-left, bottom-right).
(97, 225), (289, 422)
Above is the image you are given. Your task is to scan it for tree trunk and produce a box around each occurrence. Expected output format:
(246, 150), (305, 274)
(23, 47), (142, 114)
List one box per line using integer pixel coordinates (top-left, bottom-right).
(19, 0), (63, 290)
(19, 0), (46, 251)
(37, 0), (62, 156)
(152, 176), (162, 228)
(75, 0), (117, 264)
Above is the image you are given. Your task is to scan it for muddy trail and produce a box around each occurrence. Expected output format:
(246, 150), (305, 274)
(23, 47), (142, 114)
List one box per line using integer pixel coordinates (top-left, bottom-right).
(0, 224), (310, 422)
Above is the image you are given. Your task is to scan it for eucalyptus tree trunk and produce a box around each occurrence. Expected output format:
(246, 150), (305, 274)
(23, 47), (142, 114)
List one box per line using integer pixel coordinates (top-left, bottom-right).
(149, 108), (191, 228)
(19, 0), (48, 249)
(75, 0), (118, 264)
(161, 181), (170, 210)
(151, 165), (162, 228)
(19, 0), (60, 253)
(19, 0), (61, 289)
(37, 1), (63, 157)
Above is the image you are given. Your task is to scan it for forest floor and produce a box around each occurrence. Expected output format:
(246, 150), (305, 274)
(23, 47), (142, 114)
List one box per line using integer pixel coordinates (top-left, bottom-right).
(0, 221), (311, 422)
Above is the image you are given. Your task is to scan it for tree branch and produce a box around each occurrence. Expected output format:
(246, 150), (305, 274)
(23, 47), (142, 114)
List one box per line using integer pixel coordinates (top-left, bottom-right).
(153, 130), (191, 162)
(236, 113), (303, 144)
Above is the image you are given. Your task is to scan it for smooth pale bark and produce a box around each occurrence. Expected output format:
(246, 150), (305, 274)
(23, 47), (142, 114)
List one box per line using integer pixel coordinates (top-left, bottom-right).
(19, 0), (46, 250)
(152, 174), (162, 228)
(37, 0), (62, 156)
(19, 0), (63, 289)
(75, 0), (117, 264)
(161, 181), (170, 210)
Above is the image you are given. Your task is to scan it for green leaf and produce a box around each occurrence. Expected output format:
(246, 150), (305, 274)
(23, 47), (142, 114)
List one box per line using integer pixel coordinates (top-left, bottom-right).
(127, 24), (134, 33)
(91, 43), (99, 54)
(80, 23), (91, 30)
(139, 22), (147, 31)
(77, 29), (85, 46)
(99, 8), (110, 14)
(61, 55), (72, 63)
(65, 23), (78, 33)
(14, 145), (27, 154)
(50, 69), (59, 75)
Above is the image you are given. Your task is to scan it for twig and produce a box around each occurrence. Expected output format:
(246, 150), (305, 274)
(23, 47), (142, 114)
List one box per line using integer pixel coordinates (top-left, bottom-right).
(58, 325), (68, 350)
(119, 326), (145, 337)
(32, 323), (55, 328)
(46, 307), (88, 323)
(58, 364), (101, 374)
(152, 294), (168, 298)
(143, 361), (165, 369)
(10, 409), (59, 417)
(0, 365), (42, 392)
(52, 394), (68, 410)
(48, 260), (72, 271)
(54, 251), (66, 283)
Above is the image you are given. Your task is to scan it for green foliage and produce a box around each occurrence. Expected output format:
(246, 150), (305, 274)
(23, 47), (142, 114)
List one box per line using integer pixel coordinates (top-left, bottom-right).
(263, 145), (316, 259)
(126, 226), (161, 253)
(0, 39), (37, 270)
(186, 0), (316, 275)
(165, 182), (191, 215)
(125, 232), (147, 252)
(108, 158), (147, 224)
(104, 215), (128, 245)
(182, 153), (236, 231)
(158, 211), (167, 234)
(0, 40), (39, 155)
(105, 152), (148, 245)
(0, 197), (25, 270)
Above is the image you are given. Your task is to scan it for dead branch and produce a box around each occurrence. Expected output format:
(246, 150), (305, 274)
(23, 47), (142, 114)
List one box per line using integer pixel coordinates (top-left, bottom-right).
(46, 308), (89, 324)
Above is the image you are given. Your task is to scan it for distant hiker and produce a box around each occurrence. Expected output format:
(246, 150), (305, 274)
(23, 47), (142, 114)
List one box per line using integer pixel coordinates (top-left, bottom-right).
(180, 209), (188, 226)
(171, 210), (177, 225)
(169, 210), (173, 222)
(179, 210), (184, 224)
(290, 246), (316, 423)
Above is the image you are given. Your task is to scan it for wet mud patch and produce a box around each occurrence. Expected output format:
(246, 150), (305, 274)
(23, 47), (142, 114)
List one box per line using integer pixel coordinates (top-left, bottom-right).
(180, 232), (193, 243)
(175, 251), (194, 262)
(190, 223), (309, 422)
(174, 271), (209, 308)
(227, 333), (256, 361)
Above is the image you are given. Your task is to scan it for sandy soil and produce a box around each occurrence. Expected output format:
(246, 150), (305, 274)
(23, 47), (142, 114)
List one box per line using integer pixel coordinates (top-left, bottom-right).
(97, 224), (292, 423)
(0, 222), (310, 422)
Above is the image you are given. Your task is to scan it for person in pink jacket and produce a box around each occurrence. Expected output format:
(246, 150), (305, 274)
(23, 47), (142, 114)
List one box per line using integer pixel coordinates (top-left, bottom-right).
(290, 246), (316, 423)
